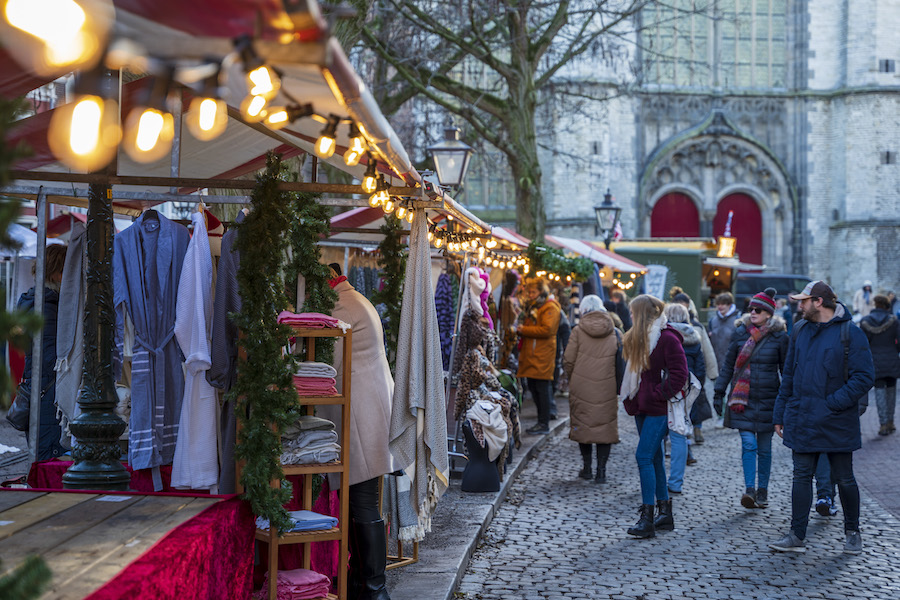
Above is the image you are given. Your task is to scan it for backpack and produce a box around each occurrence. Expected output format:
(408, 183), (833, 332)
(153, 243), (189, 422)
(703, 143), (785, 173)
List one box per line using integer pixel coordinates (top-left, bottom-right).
(791, 319), (851, 382)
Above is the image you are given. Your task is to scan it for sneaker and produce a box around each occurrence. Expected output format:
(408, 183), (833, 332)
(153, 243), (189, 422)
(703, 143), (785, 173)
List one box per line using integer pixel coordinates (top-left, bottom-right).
(844, 530), (862, 554)
(755, 488), (768, 508)
(815, 497), (836, 517)
(768, 531), (806, 553)
(526, 424), (549, 435)
(741, 487), (757, 508)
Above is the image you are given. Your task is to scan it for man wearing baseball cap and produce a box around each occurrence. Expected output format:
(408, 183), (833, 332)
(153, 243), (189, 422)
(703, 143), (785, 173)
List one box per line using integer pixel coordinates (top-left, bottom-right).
(769, 281), (874, 554)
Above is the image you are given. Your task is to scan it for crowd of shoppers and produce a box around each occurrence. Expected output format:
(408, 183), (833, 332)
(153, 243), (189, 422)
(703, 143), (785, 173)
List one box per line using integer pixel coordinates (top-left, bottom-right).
(511, 275), (882, 554)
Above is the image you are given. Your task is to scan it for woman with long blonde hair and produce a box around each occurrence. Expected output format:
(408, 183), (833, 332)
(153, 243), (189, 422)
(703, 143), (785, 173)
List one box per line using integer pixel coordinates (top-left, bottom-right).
(619, 295), (688, 538)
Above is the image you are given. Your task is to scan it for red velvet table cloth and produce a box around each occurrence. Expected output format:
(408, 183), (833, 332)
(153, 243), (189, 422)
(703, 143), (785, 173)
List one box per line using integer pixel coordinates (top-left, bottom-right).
(27, 460), (209, 494)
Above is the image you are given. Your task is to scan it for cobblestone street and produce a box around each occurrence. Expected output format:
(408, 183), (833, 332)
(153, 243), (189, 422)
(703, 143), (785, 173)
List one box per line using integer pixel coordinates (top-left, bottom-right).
(458, 404), (900, 600)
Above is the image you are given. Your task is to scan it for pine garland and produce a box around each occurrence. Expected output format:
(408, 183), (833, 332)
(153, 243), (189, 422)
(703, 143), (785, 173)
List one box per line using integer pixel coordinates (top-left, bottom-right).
(230, 153), (298, 533)
(525, 242), (594, 282)
(372, 215), (406, 371)
(0, 556), (52, 600)
(286, 189), (338, 364)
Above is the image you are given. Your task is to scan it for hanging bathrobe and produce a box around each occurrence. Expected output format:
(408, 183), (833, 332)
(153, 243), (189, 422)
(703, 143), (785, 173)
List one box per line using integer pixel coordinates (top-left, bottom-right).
(55, 222), (86, 448)
(171, 212), (219, 492)
(114, 211), (190, 484)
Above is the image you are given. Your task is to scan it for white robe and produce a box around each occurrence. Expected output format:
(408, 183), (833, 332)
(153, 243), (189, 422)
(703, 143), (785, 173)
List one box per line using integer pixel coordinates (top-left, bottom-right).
(171, 212), (219, 492)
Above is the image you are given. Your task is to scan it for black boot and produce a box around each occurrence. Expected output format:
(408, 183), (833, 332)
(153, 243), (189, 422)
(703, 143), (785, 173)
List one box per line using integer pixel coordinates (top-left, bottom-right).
(626, 504), (656, 538)
(350, 519), (391, 600)
(594, 466), (607, 484)
(595, 444), (610, 484)
(653, 499), (674, 531)
(578, 444), (592, 479)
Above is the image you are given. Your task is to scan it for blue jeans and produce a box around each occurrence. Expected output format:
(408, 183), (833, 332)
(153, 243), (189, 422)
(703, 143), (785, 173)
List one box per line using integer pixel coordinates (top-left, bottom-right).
(738, 430), (773, 490)
(667, 431), (688, 492)
(814, 453), (836, 500)
(634, 415), (669, 505)
(791, 452), (860, 539)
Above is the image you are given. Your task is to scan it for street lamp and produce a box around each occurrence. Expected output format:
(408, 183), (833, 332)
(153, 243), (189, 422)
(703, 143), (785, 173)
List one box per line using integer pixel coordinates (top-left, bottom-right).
(593, 188), (622, 250)
(427, 126), (474, 189)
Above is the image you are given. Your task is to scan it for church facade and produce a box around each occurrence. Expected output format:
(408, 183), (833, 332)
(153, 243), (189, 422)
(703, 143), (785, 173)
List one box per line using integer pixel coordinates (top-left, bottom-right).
(535, 0), (900, 301)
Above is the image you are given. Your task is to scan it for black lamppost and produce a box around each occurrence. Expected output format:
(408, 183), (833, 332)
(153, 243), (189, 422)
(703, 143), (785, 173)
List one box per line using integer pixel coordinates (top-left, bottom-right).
(427, 127), (474, 190)
(593, 188), (622, 250)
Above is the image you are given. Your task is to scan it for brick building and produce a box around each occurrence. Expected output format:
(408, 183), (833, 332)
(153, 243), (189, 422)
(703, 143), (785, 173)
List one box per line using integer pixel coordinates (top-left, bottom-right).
(511, 1), (900, 301)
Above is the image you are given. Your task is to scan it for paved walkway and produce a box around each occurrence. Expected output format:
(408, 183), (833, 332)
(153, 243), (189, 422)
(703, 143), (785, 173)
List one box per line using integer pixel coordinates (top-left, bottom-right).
(457, 401), (900, 600)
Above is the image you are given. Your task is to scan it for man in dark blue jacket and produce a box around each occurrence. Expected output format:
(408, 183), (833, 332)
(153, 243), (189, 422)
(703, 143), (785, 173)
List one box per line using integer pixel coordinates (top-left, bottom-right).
(769, 281), (874, 555)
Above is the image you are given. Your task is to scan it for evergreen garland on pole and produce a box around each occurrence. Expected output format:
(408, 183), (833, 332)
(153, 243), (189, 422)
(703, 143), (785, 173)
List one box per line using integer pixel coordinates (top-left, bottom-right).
(286, 189), (337, 364)
(372, 215), (406, 371)
(230, 153), (297, 533)
(525, 242), (594, 281)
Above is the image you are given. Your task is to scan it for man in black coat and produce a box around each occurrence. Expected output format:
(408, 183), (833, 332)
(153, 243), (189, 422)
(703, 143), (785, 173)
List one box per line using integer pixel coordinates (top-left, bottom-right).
(769, 281), (874, 555)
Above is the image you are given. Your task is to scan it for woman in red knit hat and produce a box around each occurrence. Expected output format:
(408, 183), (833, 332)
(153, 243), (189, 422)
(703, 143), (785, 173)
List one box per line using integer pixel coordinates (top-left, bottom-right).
(712, 288), (790, 509)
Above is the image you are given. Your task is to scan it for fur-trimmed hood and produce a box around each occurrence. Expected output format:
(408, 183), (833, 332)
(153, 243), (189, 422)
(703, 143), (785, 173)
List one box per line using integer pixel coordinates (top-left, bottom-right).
(734, 314), (787, 333)
(861, 309), (897, 335)
(669, 321), (700, 345)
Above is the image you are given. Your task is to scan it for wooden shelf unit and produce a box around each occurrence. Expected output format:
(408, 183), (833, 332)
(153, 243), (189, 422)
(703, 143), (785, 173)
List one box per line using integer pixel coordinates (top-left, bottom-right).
(253, 325), (352, 600)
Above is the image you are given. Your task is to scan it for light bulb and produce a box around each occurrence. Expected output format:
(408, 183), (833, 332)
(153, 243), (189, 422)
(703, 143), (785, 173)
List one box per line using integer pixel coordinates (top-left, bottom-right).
(507, 261), (513, 269)
(315, 117), (339, 159)
(264, 106), (290, 128)
(186, 97), (227, 141)
(123, 106), (174, 163)
(486, 239), (497, 249)
(369, 193), (381, 208)
(435, 237), (443, 248)
(523, 264), (530, 274)
(344, 124), (366, 166)
(478, 247), (485, 259)
(315, 134), (336, 158)
(246, 65), (279, 99)
(240, 94), (268, 123)
(383, 199), (394, 213)
(406, 210), (414, 223)
(427, 230), (434, 242)
(492, 259), (499, 268)
(48, 94), (120, 172)
(396, 206), (406, 220)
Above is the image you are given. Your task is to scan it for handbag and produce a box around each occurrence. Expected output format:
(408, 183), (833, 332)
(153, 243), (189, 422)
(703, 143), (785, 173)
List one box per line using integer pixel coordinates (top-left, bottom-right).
(666, 372), (701, 436)
(5, 381), (32, 432)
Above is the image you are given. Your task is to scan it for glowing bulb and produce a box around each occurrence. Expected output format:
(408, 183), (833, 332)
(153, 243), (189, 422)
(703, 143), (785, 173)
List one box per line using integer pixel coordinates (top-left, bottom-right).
(315, 134), (336, 159)
(406, 210), (414, 223)
(486, 239), (497, 249)
(240, 94), (268, 122)
(123, 106), (174, 163)
(69, 96), (101, 155)
(383, 199), (394, 213)
(478, 247), (485, 260)
(523, 264), (530, 274)
(507, 261), (513, 269)
(427, 230), (434, 242)
(369, 193), (381, 208)
(247, 65), (279, 98)
(186, 97), (228, 141)
(492, 259), (499, 268)
(344, 133), (366, 167)
(6, 0), (85, 42)
(435, 237), (443, 248)
(396, 206), (406, 220)
(265, 107), (289, 126)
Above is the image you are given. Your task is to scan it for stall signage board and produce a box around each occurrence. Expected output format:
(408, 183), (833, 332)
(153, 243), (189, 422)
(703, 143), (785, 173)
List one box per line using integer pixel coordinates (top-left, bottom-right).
(644, 265), (669, 300)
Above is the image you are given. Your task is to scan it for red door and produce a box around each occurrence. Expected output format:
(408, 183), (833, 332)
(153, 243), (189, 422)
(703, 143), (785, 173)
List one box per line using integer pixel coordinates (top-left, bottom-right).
(714, 194), (762, 266)
(650, 193), (699, 237)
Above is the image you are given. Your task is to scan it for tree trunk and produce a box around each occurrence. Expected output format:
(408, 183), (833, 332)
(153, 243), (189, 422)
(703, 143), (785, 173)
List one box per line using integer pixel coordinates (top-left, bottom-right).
(505, 82), (543, 241)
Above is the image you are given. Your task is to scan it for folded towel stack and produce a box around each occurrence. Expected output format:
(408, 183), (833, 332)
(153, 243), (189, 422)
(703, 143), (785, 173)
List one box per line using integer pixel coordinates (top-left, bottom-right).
(277, 311), (351, 333)
(254, 568), (331, 600)
(282, 415), (335, 440)
(281, 429), (341, 465)
(256, 510), (339, 532)
(293, 361), (339, 396)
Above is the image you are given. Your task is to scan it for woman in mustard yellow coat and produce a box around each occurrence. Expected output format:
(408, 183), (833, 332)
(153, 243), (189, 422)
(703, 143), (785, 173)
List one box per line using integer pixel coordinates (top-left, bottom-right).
(517, 277), (561, 434)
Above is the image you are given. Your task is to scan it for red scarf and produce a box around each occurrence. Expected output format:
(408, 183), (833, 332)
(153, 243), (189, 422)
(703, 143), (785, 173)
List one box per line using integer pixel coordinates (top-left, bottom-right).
(729, 323), (771, 410)
(328, 276), (347, 289)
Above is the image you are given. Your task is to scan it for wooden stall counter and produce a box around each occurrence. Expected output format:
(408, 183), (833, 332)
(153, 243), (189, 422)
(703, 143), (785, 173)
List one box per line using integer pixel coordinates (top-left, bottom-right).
(0, 489), (254, 600)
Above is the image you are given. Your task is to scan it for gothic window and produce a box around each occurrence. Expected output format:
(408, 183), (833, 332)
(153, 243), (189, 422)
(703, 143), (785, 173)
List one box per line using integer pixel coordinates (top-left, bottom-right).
(642, 0), (787, 90)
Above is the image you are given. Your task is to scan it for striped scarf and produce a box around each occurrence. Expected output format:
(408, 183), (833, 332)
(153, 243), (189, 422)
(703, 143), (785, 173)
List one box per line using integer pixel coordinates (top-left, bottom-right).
(728, 323), (770, 408)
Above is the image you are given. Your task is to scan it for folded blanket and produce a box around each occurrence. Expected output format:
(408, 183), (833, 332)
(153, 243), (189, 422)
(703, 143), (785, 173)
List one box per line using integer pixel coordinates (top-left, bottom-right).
(283, 430), (338, 450)
(254, 568), (331, 600)
(256, 509), (338, 532)
(282, 415), (335, 440)
(278, 311), (350, 333)
(281, 445), (341, 465)
(293, 376), (338, 396)
(295, 361), (338, 378)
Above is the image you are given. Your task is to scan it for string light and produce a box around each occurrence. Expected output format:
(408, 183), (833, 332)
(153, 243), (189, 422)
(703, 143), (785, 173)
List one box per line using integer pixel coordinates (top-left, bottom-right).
(405, 209), (414, 223)
(263, 103), (313, 130)
(122, 72), (175, 163)
(343, 122), (366, 166)
(485, 239), (497, 249)
(361, 155), (378, 193)
(47, 78), (120, 172)
(314, 115), (340, 159)
(185, 68), (227, 141)
(434, 236), (443, 249)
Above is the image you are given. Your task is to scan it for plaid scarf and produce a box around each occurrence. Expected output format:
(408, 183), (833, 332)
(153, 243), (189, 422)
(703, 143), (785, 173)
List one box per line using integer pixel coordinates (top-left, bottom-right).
(728, 323), (770, 408)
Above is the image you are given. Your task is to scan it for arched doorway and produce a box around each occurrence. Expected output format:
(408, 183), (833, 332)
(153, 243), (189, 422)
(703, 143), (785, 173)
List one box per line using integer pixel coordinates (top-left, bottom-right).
(714, 193), (763, 266)
(651, 192), (699, 237)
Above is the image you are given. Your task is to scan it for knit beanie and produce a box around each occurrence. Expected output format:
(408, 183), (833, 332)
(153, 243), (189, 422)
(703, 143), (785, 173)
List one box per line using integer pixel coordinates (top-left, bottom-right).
(749, 287), (777, 314)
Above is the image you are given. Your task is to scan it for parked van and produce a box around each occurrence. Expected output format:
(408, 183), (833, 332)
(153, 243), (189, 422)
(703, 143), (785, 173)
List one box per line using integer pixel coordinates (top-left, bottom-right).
(734, 273), (812, 310)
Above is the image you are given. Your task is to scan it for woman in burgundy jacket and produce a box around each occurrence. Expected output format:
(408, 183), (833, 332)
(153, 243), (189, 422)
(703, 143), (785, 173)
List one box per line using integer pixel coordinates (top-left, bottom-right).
(620, 295), (689, 538)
